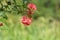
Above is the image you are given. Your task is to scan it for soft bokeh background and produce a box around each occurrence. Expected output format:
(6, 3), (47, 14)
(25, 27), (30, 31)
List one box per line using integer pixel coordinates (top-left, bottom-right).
(0, 0), (60, 40)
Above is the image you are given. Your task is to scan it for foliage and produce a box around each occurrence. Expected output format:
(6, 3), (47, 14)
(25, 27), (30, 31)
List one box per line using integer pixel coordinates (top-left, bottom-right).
(0, 0), (60, 40)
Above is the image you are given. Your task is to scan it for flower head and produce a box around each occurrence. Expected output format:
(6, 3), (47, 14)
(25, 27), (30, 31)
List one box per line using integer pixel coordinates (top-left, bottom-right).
(27, 9), (34, 14)
(28, 3), (37, 10)
(21, 16), (32, 26)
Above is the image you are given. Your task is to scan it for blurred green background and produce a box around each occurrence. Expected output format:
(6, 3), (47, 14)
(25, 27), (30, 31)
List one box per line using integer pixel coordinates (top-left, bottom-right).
(0, 0), (60, 40)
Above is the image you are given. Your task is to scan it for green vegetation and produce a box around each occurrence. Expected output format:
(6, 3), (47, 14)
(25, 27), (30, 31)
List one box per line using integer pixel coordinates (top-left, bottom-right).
(0, 0), (60, 40)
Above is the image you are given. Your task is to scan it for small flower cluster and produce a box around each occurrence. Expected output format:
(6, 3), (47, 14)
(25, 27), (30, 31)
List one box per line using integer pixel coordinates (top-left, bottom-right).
(21, 3), (37, 26)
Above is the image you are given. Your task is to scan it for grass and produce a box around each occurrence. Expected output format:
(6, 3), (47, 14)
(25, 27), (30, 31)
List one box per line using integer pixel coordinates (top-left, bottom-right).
(0, 13), (59, 40)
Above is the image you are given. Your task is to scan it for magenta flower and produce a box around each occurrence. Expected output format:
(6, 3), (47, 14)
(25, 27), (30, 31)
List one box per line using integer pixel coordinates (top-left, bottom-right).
(21, 16), (32, 26)
(27, 9), (34, 14)
(28, 3), (37, 10)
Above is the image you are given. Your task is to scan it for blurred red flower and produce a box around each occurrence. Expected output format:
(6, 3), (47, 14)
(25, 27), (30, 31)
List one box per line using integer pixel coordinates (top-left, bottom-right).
(27, 9), (34, 14)
(0, 22), (3, 26)
(28, 3), (37, 10)
(21, 16), (32, 26)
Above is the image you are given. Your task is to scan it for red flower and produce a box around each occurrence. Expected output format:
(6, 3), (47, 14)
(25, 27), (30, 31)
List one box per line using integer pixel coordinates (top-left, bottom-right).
(28, 3), (37, 10)
(21, 16), (32, 26)
(0, 22), (3, 26)
(27, 9), (34, 14)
